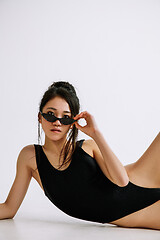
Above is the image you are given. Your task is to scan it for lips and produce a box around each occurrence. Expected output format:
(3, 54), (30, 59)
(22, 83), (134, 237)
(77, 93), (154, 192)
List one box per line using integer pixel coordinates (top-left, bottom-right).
(51, 129), (61, 132)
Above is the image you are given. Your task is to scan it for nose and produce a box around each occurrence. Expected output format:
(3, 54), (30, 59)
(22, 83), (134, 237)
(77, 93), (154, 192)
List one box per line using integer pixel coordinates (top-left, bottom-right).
(53, 119), (62, 125)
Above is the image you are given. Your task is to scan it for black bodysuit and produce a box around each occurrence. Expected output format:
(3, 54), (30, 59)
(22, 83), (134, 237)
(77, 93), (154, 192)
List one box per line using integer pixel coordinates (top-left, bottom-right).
(34, 139), (160, 224)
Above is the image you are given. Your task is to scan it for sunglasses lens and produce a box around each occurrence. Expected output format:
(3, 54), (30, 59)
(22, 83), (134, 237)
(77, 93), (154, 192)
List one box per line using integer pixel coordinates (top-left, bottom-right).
(42, 113), (57, 122)
(61, 118), (76, 125)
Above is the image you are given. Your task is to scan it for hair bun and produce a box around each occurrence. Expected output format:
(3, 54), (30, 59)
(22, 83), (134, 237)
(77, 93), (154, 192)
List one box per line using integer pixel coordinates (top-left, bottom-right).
(49, 81), (76, 95)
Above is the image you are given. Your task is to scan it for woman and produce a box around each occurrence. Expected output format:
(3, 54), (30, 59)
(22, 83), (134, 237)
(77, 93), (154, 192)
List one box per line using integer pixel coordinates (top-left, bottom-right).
(1, 81), (160, 230)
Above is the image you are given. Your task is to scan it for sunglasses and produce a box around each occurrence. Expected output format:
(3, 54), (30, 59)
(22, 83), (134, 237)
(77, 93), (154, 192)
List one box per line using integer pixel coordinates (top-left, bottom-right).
(40, 111), (77, 125)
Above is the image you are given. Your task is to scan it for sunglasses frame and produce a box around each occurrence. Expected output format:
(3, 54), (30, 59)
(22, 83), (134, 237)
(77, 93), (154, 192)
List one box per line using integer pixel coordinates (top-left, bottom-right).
(39, 111), (77, 125)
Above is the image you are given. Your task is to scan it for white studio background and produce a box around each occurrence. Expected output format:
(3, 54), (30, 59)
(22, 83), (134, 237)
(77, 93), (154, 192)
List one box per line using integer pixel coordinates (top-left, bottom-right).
(0, 0), (160, 220)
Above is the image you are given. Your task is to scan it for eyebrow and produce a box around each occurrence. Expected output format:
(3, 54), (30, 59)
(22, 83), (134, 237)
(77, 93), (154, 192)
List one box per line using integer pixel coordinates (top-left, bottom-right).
(46, 107), (71, 113)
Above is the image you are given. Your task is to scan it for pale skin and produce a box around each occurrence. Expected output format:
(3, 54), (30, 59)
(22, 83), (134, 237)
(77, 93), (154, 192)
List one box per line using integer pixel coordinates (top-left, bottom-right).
(1, 96), (160, 230)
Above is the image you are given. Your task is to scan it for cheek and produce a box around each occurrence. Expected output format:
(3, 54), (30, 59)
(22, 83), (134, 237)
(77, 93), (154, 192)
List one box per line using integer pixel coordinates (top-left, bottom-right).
(41, 120), (50, 131)
(64, 125), (72, 133)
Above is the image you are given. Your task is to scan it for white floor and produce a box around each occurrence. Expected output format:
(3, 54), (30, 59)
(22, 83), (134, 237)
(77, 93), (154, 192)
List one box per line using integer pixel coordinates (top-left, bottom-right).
(0, 214), (159, 240)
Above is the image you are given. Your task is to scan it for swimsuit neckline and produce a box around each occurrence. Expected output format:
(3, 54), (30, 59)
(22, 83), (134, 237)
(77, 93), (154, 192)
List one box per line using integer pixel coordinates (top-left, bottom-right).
(40, 145), (75, 173)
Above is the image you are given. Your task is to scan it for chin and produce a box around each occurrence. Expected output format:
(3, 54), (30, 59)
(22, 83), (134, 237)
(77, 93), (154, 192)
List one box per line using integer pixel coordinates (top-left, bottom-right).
(49, 134), (66, 141)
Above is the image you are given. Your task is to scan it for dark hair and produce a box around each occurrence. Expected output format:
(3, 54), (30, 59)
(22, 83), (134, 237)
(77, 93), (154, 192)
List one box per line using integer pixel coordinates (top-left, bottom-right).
(38, 81), (80, 169)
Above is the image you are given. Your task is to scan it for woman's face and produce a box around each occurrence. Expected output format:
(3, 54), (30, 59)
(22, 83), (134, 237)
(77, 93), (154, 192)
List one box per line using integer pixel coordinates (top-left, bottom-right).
(39, 96), (73, 141)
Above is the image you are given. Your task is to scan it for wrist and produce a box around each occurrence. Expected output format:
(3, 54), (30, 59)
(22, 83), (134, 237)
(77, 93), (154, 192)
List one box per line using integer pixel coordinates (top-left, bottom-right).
(91, 128), (102, 140)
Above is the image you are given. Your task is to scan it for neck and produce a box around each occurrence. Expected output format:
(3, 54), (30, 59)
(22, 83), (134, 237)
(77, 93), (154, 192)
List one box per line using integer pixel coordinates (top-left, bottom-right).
(43, 136), (67, 155)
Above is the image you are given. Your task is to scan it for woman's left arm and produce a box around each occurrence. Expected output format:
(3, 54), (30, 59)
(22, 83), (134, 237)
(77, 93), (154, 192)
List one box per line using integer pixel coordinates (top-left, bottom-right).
(91, 130), (129, 187)
(73, 111), (129, 187)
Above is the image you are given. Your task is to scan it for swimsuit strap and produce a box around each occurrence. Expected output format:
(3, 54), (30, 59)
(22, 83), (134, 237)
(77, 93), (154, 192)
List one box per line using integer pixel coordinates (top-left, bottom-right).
(77, 139), (85, 148)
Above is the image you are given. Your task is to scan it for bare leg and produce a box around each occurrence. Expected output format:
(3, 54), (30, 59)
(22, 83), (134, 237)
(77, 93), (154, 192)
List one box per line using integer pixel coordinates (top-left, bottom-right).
(109, 132), (160, 229)
(110, 200), (160, 230)
(125, 132), (160, 188)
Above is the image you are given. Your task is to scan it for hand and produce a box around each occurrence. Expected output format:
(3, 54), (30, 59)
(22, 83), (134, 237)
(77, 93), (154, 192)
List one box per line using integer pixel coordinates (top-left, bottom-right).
(73, 111), (99, 138)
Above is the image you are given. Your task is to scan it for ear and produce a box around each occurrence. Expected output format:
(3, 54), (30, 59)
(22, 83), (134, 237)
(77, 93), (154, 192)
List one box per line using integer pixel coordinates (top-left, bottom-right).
(38, 112), (42, 123)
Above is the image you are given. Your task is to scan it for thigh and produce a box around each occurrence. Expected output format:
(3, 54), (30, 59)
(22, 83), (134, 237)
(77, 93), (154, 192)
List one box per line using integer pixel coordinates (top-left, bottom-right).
(109, 133), (160, 229)
(109, 200), (160, 230)
(125, 132), (160, 188)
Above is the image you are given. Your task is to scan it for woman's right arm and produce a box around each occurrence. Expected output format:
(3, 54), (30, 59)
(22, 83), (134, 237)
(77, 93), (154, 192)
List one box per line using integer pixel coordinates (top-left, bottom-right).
(0, 146), (33, 219)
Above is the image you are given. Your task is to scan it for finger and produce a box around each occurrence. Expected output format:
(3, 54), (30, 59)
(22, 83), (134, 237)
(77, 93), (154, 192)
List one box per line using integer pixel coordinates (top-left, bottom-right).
(74, 111), (89, 120)
(74, 112), (84, 120)
(74, 121), (84, 131)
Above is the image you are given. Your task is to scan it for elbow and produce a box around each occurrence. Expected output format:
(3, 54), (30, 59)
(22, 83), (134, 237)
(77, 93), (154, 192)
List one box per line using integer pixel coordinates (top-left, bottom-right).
(10, 210), (17, 219)
(118, 181), (129, 187)
(117, 176), (130, 187)
(5, 211), (16, 219)
(4, 203), (17, 219)
(5, 214), (15, 220)
(10, 213), (16, 219)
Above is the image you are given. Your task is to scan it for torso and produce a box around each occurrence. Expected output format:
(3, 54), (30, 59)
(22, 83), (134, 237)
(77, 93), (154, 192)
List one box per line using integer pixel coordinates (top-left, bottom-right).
(27, 139), (159, 192)
(29, 140), (94, 192)
(26, 139), (160, 228)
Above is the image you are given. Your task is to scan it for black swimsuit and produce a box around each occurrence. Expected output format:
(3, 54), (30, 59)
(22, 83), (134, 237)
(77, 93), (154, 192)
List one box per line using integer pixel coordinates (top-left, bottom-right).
(34, 139), (160, 224)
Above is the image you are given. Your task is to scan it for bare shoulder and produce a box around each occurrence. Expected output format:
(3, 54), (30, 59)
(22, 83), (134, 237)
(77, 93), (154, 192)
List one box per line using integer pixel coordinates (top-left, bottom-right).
(83, 138), (95, 146)
(18, 144), (35, 160)
(17, 144), (36, 172)
(19, 144), (35, 155)
(81, 139), (96, 158)
(83, 139), (99, 156)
